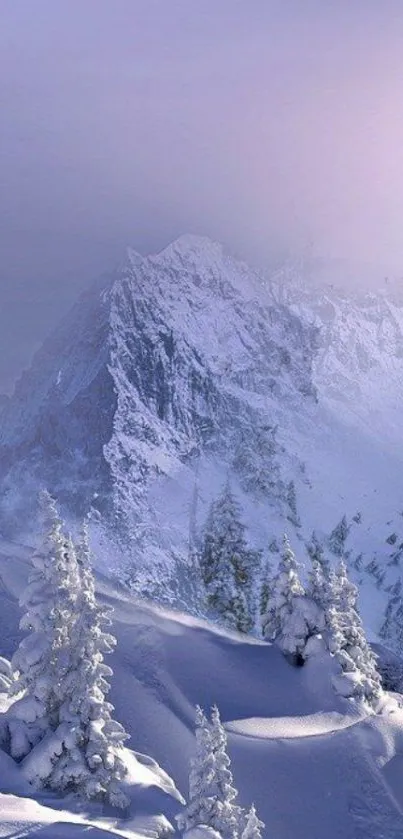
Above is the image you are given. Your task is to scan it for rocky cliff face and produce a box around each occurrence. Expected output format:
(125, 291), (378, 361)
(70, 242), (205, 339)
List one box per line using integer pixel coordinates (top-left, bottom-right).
(0, 237), (318, 587)
(104, 238), (318, 550)
(1, 237), (403, 614)
(0, 275), (116, 525)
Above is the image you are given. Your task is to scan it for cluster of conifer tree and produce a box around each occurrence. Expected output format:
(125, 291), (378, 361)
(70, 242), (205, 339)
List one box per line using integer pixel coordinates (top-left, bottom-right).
(0, 480), (388, 825)
(199, 486), (382, 707)
(177, 705), (264, 839)
(3, 492), (130, 807)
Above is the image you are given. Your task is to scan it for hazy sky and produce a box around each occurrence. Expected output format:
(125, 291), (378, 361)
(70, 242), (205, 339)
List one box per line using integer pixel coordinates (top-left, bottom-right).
(2, 1), (403, 390)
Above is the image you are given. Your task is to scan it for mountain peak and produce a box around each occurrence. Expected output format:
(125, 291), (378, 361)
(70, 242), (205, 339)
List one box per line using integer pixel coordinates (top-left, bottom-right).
(126, 246), (144, 267)
(144, 233), (268, 303)
(154, 233), (225, 263)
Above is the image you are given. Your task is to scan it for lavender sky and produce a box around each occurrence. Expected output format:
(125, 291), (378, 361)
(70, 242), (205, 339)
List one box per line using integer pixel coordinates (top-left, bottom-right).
(1, 1), (403, 390)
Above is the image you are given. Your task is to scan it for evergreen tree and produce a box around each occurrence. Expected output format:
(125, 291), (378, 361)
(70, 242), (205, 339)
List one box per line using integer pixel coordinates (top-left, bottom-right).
(364, 558), (385, 589)
(262, 535), (309, 659)
(200, 486), (255, 633)
(259, 579), (271, 624)
(242, 804), (265, 839)
(286, 480), (301, 528)
(176, 706), (216, 833)
(208, 705), (242, 839)
(327, 560), (382, 706)
(8, 501), (129, 807)
(328, 515), (349, 557)
(177, 705), (242, 839)
(233, 423), (280, 497)
(9, 492), (79, 758)
(42, 522), (130, 806)
(380, 577), (403, 654)
(306, 554), (328, 626)
(306, 530), (330, 577)
(268, 538), (279, 554)
(365, 558), (379, 577)
(258, 552), (273, 633)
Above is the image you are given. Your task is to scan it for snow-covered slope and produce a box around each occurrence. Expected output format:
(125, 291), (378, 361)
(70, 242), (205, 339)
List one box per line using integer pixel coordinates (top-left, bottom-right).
(271, 264), (403, 449)
(1, 540), (403, 838)
(1, 236), (403, 627)
(0, 236), (319, 591)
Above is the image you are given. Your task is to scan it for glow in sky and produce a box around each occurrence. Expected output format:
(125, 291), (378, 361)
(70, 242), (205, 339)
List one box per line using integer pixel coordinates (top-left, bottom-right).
(1, 1), (403, 387)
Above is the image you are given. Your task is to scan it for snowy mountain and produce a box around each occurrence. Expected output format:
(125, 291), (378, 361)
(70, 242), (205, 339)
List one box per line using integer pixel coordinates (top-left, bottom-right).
(0, 236), (403, 628)
(1, 537), (403, 838)
(270, 261), (403, 448)
(0, 237), (316, 588)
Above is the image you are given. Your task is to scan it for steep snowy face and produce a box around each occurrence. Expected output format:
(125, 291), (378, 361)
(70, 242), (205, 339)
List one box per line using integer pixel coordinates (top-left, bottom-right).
(271, 266), (403, 447)
(313, 292), (403, 447)
(0, 276), (117, 526)
(2, 237), (403, 616)
(0, 237), (318, 567)
(104, 237), (318, 583)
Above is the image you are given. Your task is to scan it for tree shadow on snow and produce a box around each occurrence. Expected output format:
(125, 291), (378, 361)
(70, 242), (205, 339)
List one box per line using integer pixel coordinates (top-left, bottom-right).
(129, 781), (181, 821)
(162, 626), (317, 723)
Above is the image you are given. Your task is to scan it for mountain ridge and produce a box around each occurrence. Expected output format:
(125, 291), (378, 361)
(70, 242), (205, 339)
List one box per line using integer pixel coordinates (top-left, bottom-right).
(0, 236), (402, 633)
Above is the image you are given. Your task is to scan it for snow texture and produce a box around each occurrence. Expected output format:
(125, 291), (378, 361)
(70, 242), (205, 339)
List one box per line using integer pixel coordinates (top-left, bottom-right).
(0, 541), (402, 837)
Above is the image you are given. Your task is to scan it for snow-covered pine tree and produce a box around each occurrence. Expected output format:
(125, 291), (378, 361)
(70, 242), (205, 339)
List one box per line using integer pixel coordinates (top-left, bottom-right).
(258, 551), (273, 633)
(328, 515), (350, 557)
(268, 537), (279, 554)
(306, 550), (329, 628)
(306, 530), (330, 578)
(233, 423), (280, 497)
(365, 557), (380, 578)
(327, 560), (382, 707)
(241, 804), (265, 839)
(8, 491), (79, 760)
(9, 502), (129, 807)
(177, 705), (242, 839)
(263, 535), (323, 661)
(177, 705), (217, 834)
(208, 705), (242, 839)
(263, 535), (304, 659)
(286, 480), (301, 528)
(259, 579), (271, 625)
(36, 521), (130, 807)
(363, 558), (385, 589)
(200, 485), (255, 633)
(380, 577), (403, 654)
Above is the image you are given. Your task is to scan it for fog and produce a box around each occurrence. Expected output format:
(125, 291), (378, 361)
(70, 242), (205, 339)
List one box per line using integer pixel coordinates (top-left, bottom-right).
(1, 1), (403, 390)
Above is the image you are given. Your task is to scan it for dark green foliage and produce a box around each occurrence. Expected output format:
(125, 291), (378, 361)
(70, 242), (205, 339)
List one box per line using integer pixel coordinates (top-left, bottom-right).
(232, 424), (281, 497)
(259, 580), (271, 618)
(200, 485), (257, 633)
(286, 480), (301, 528)
(306, 530), (330, 577)
(328, 515), (350, 557)
(380, 577), (403, 654)
(376, 647), (403, 693)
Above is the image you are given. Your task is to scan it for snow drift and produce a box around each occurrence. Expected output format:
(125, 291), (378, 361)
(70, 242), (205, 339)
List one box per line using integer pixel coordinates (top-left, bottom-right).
(0, 540), (403, 837)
